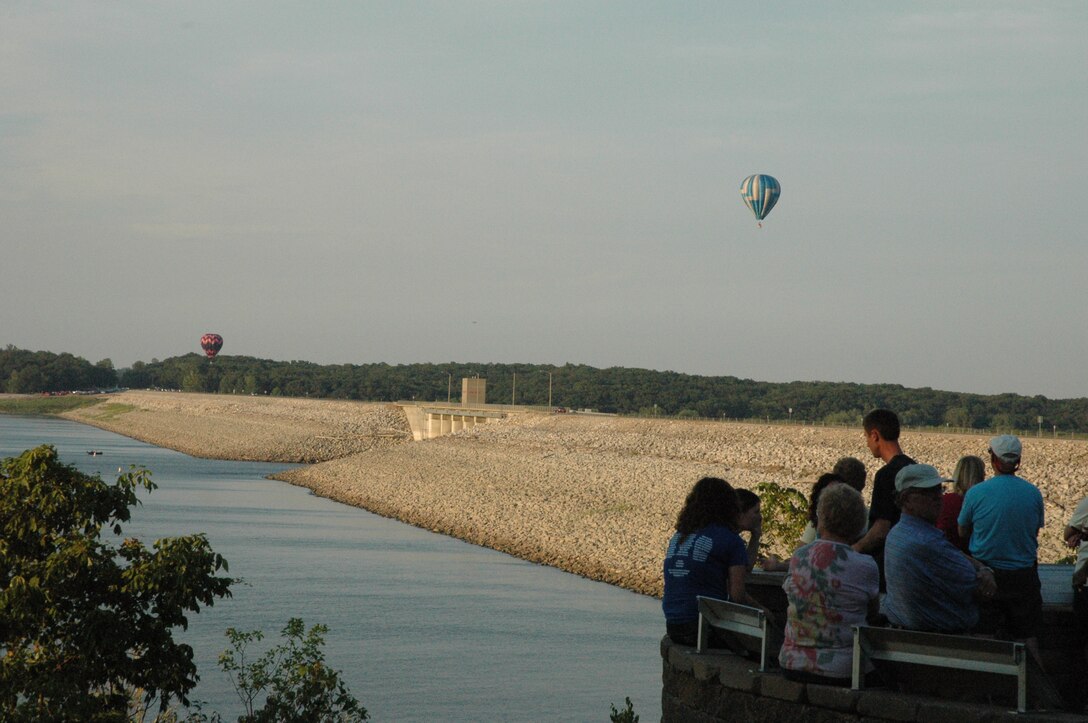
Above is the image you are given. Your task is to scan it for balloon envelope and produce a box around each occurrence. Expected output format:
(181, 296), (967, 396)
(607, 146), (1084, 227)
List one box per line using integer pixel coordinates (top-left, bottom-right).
(200, 333), (223, 359)
(739, 174), (781, 222)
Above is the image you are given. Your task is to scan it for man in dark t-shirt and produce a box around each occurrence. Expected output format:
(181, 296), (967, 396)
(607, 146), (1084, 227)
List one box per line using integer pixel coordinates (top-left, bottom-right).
(852, 409), (914, 588)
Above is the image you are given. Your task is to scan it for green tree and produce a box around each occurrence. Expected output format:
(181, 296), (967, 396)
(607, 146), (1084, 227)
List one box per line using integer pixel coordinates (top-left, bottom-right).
(218, 618), (368, 722)
(943, 406), (973, 428)
(0, 445), (233, 721)
(182, 368), (206, 393)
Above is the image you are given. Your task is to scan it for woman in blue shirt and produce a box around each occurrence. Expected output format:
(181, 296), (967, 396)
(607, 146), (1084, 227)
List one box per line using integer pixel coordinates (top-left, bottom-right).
(662, 477), (768, 645)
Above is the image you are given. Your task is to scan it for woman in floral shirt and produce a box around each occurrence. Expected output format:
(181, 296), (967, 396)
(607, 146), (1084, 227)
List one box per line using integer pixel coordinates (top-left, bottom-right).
(779, 482), (879, 685)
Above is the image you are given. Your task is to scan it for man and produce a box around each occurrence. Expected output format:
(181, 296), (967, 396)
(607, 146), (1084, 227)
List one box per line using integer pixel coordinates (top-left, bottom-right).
(883, 464), (996, 633)
(1063, 496), (1088, 663)
(853, 409), (915, 587)
(958, 435), (1045, 663)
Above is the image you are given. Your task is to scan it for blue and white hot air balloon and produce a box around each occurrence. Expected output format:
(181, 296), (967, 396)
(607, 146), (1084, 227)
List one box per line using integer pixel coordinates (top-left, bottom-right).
(739, 174), (781, 227)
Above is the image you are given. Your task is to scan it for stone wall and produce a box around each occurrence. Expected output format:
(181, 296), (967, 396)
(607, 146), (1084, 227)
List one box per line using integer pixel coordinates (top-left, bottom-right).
(660, 569), (1085, 721)
(660, 636), (1083, 722)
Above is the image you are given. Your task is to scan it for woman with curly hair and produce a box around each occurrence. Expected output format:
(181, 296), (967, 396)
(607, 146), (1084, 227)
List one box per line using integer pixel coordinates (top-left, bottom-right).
(663, 477), (768, 646)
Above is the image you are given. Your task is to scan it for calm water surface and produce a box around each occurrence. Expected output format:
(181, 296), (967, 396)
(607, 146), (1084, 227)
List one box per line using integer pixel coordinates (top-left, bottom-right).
(0, 415), (663, 721)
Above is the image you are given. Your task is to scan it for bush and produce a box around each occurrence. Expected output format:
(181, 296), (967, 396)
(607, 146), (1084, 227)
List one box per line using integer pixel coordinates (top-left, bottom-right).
(218, 618), (368, 722)
(0, 445), (233, 720)
(756, 481), (807, 557)
(609, 697), (638, 723)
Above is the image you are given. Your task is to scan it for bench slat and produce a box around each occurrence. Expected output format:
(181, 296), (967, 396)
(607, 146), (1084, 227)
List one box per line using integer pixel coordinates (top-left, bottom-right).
(852, 625), (1026, 713)
(696, 596), (771, 671)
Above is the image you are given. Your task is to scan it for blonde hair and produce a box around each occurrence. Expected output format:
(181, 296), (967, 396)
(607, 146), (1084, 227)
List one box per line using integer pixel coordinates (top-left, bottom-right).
(952, 455), (985, 495)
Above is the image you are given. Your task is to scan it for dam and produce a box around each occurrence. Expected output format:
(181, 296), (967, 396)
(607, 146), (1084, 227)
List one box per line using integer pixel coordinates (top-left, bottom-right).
(398, 403), (509, 441)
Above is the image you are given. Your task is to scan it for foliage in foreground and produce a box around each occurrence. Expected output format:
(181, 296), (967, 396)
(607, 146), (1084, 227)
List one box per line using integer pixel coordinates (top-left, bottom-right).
(610, 696), (639, 723)
(0, 445), (233, 720)
(756, 481), (808, 556)
(217, 618), (368, 722)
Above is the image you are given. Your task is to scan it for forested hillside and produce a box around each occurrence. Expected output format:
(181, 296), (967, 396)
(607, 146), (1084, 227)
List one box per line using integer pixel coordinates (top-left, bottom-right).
(0, 346), (118, 393)
(4, 346), (1086, 432)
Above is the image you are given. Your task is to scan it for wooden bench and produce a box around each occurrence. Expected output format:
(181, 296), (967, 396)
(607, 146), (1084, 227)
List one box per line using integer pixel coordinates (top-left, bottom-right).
(851, 625), (1027, 713)
(696, 596), (774, 671)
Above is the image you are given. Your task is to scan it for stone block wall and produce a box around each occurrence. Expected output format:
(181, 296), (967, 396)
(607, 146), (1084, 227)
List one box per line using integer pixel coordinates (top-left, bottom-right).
(660, 636), (1084, 723)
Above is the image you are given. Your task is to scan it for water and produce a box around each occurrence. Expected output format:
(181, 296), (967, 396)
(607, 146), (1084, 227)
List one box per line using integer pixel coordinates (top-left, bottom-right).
(0, 415), (663, 721)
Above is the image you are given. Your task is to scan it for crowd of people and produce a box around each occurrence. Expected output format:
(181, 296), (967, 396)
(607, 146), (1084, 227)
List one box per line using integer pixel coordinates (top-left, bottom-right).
(662, 408), (1087, 689)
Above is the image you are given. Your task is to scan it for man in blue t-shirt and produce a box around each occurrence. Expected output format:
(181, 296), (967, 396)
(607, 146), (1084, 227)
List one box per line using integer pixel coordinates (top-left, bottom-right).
(958, 435), (1045, 665)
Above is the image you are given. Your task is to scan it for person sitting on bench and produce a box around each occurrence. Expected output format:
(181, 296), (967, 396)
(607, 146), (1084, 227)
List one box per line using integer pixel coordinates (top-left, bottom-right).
(779, 483), (878, 686)
(884, 464), (996, 633)
(662, 477), (771, 647)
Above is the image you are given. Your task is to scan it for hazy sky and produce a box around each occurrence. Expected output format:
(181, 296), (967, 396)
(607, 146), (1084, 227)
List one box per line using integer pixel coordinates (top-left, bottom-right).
(3, 3), (1086, 398)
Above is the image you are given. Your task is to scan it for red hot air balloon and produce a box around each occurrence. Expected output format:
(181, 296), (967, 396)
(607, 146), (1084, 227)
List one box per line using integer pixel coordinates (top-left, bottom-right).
(200, 333), (224, 359)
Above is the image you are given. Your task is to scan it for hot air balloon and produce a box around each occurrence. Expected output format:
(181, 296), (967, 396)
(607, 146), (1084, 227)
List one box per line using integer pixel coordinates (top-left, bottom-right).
(200, 333), (223, 359)
(740, 174), (781, 227)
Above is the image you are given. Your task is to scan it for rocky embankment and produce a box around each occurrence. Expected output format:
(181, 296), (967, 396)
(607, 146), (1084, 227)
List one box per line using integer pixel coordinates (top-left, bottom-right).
(62, 392), (1087, 597)
(62, 391), (411, 462)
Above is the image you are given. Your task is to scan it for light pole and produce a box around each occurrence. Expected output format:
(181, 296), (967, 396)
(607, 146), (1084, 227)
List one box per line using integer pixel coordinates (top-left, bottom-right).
(548, 371), (553, 409)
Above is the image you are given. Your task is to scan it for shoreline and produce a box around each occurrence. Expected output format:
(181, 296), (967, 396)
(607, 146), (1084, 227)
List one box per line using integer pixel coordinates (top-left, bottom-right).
(58, 390), (1085, 597)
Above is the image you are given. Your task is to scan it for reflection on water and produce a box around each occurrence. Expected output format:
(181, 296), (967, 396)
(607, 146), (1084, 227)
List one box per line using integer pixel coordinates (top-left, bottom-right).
(0, 415), (663, 721)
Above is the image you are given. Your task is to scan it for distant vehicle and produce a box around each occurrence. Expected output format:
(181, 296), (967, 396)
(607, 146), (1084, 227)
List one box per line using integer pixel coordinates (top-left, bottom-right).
(86, 450), (103, 456)
(739, 174), (781, 227)
(200, 333), (224, 359)
(554, 407), (568, 413)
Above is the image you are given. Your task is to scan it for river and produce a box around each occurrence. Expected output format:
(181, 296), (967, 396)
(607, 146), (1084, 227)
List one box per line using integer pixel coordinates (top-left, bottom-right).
(0, 415), (663, 721)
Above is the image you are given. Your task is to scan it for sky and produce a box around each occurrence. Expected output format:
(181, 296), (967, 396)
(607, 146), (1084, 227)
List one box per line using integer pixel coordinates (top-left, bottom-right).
(2, 3), (1087, 399)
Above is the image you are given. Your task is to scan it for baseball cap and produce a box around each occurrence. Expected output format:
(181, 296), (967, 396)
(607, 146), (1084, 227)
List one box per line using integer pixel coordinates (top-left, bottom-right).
(989, 434), (1022, 461)
(895, 463), (951, 493)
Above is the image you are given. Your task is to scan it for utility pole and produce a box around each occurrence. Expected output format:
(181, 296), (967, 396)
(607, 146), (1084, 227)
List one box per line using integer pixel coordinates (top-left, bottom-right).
(447, 373), (451, 403)
(548, 371), (553, 409)
(512, 372), (516, 406)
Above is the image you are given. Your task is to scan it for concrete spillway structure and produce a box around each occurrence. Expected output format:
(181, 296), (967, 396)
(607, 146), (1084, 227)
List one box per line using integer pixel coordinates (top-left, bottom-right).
(399, 404), (506, 441)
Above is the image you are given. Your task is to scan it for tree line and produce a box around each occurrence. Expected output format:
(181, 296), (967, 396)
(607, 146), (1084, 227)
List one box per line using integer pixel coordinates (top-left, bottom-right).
(1, 345), (117, 393)
(4, 345), (1087, 432)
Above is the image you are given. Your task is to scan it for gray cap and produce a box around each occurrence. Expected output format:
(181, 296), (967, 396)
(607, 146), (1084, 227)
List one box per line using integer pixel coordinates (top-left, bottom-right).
(895, 463), (951, 493)
(989, 434), (1022, 462)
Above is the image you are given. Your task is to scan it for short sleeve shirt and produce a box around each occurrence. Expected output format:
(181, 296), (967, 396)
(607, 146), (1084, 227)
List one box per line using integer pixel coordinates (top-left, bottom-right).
(958, 474), (1044, 570)
(779, 540), (879, 679)
(867, 454), (915, 579)
(868, 454), (915, 529)
(662, 524), (749, 624)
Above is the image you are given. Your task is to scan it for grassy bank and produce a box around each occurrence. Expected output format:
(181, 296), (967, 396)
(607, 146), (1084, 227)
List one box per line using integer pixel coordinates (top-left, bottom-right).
(0, 395), (105, 416)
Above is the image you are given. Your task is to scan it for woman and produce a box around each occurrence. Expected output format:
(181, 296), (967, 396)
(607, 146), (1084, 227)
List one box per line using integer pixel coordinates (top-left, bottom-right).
(735, 488), (762, 570)
(798, 473), (848, 545)
(937, 455), (985, 552)
(662, 477), (768, 646)
(779, 483), (879, 686)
